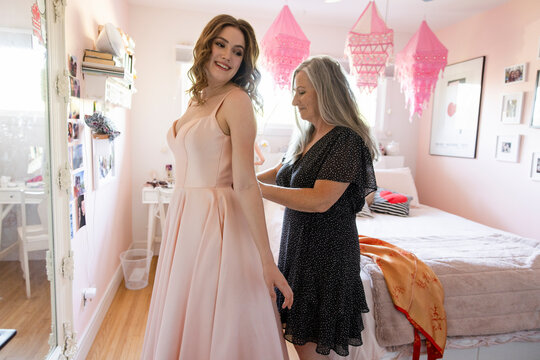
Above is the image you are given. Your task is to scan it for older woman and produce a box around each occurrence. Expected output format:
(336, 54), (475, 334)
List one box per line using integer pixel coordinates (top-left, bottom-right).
(258, 56), (378, 359)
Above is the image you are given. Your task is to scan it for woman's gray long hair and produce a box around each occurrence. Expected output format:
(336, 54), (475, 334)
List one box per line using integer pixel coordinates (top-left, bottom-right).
(284, 56), (378, 163)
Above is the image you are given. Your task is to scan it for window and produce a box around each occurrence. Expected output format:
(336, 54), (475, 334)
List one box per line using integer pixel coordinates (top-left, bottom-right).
(174, 55), (379, 132)
(255, 67), (296, 134)
(0, 34), (46, 112)
(346, 74), (378, 128)
(255, 67), (378, 133)
(175, 61), (192, 116)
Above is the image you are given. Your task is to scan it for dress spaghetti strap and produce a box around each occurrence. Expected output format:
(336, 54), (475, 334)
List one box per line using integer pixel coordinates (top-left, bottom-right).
(211, 87), (238, 117)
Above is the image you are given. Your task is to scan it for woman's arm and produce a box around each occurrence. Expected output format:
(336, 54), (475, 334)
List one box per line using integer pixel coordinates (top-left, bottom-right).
(256, 161), (282, 185)
(221, 90), (293, 308)
(259, 179), (349, 213)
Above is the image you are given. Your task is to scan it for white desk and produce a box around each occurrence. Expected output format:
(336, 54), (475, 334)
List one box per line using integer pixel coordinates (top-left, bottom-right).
(142, 187), (174, 254)
(373, 155), (405, 169)
(0, 187), (44, 259)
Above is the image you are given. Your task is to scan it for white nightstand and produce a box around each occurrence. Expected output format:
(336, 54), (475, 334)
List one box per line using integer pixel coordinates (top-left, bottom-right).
(373, 155), (405, 169)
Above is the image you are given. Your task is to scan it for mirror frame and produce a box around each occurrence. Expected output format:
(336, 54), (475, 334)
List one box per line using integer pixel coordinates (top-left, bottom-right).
(44, 0), (76, 359)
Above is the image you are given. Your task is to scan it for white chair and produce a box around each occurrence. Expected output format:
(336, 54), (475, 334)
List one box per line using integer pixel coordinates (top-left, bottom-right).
(17, 190), (49, 298)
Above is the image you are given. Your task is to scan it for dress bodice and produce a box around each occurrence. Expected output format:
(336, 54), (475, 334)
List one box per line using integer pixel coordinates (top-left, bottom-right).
(166, 97), (233, 189)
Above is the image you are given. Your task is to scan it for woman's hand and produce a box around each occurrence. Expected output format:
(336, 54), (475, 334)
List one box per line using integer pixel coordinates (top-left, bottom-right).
(263, 262), (293, 309)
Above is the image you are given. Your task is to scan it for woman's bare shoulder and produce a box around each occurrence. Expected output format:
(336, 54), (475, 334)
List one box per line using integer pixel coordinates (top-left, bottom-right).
(223, 86), (251, 108)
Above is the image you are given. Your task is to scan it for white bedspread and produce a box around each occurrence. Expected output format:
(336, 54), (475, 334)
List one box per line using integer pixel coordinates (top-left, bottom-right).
(263, 201), (540, 359)
(356, 204), (499, 239)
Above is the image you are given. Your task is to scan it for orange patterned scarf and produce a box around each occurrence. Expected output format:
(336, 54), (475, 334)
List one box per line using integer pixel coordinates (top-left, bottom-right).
(359, 236), (446, 360)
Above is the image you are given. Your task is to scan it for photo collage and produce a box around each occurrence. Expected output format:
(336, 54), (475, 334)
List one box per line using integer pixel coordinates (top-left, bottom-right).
(67, 54), (94, 238)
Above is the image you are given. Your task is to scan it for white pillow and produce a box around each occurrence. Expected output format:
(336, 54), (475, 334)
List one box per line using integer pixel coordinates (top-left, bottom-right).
(374, 167), (420, 207)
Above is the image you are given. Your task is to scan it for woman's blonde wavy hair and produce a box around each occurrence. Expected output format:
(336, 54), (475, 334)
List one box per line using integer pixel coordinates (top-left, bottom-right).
(284, 56), (379, 163)
(187, 14), (262, 113)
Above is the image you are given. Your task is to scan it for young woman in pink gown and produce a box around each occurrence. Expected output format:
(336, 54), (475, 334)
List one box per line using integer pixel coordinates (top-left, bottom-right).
(141, 14), (293, 360)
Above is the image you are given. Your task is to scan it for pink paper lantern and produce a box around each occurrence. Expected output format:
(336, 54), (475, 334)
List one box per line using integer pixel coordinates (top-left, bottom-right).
(395, 20), (448, 120)
(261, 5), (310, 89)
(345, 1), (393, 93)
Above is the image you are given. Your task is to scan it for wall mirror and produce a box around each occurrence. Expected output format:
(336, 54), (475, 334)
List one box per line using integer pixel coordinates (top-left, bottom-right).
(0, 0), (74, 359)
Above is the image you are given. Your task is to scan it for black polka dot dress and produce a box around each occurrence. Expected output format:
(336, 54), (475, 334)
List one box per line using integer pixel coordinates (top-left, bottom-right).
(275, 126), (377, 356)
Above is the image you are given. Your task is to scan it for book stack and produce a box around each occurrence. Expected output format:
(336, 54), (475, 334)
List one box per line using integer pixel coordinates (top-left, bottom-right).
(82, 49), (124, 78)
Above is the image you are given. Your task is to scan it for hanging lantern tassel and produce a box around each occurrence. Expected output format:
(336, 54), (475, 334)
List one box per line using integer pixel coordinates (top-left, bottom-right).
(395, 20), (448, 121)
(261, 5), (310, 89)
(345, 1), (393, 93)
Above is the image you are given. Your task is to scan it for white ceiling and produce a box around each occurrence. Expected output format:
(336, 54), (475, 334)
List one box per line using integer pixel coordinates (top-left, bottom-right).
(127, 0), (511, 33)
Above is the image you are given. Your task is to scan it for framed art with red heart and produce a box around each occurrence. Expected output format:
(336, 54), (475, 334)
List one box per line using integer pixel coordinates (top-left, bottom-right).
(429, 56), (485, 158)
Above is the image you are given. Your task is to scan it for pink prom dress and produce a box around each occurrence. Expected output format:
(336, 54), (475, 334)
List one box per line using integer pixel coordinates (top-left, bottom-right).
(141, 90), (289, 360)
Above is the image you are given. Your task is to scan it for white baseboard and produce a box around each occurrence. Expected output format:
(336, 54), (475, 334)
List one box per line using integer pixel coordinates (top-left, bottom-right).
(131, 240), (161, 254)
(73, 264), (123, 360)
(131, 240), (148, 249)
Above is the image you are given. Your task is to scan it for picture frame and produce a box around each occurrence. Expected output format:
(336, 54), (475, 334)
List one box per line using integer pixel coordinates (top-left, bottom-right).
(531, 152), (540, 181)
(495, 134), (521, 162)
(501, 92), (523, 124)
(68, 121), (74, 142)
(69, 143), (84, 170)
(69, 204), (74, 239)
(68, 98), (80, 119)
(72, 121), (83, 141)
(92, 136), (115, 189)
(504, 63), (527, 84)
(72, 170), (85, 198)
(430, 56), (485, 158)
(69, 76), (80, 98)
(68, 54), (77, 77)
(76, 194), (86, 230)
(531, 70), (540, 128)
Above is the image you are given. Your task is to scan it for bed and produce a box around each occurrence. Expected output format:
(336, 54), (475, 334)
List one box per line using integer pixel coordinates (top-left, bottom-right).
(263, 167), (540, 360)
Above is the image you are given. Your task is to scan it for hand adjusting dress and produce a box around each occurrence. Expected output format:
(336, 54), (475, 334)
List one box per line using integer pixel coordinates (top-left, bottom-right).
(141, 90), (288, 360)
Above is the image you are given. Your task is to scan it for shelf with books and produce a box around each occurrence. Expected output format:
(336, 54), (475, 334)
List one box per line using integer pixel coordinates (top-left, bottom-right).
(81, 49), (136, 108)
(81, 49), (135, 84)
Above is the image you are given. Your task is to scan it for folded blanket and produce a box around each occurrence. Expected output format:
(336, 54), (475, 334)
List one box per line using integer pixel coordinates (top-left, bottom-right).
(359, 236), (447, 360)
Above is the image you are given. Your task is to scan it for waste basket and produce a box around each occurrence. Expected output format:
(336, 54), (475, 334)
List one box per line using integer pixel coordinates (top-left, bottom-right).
(120, 249), (153, 290)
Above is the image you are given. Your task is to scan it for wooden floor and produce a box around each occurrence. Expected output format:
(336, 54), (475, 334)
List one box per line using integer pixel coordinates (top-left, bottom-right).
(88, 256), (300, 360)
(0, 260), (52, 359)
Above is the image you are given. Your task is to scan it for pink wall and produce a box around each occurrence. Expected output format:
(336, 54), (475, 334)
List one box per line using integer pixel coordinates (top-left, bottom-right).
(415, 0), (540, 240)
(65, 0), (132, 336)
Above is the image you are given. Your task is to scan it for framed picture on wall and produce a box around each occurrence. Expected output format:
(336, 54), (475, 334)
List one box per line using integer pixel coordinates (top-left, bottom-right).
(430, 56), (485, 158)
(68, 98), (80, 119)
(501, 92), (523, 124)
(531, 70), (540, 128)
(76, 194), (86, 230)
(72, 170), (85, 198)
(495, 134), (521, 162)
(504, 63), (527, 84)
(68, 143), (84, 170)
(68, 54), (77, 77)
(91, 136), (115, 189)
(531, 152), (540, 181)
(69, 76), (80, 98)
